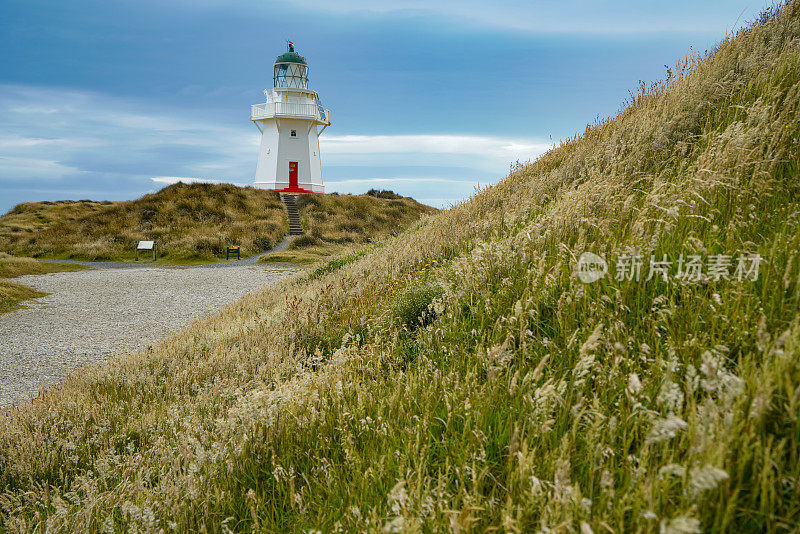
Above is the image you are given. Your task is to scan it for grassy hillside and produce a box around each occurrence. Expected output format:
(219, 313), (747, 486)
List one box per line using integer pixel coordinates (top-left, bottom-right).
(0, 183), (287, 262)
(1, 185), (435, 264)
(0, 199), (117, 239)
(2, 3), (800, 532)
(261, 192), (437, 263)
(0, 253), (87, 313)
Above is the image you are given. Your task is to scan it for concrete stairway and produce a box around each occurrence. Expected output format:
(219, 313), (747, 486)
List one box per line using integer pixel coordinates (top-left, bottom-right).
(280, 193), (304, 235)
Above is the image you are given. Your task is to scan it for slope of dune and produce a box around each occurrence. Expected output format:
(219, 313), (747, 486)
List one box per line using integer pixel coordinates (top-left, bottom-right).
(0, 184), (434, 263)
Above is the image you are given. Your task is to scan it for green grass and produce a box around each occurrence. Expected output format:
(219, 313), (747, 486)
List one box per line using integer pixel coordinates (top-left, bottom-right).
(260, 242), (348, 264)
(309, 248), (371, 278)
(2, 2), (800, 532)
(0, 280), (46, 314)
(0, 252), (88, 313)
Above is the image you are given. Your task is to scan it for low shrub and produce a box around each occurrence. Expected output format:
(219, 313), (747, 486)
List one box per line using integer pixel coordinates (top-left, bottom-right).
(366, 189), (404, 200)
(390, 281), (444, 329)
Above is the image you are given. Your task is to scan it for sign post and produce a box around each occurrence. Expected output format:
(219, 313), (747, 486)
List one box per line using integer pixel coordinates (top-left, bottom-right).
(136, 240), (156, 261)
(226, 246), (241, 261)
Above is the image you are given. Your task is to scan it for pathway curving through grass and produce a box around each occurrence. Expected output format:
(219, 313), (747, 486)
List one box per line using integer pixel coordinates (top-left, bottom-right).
(0, 259), (300, 409)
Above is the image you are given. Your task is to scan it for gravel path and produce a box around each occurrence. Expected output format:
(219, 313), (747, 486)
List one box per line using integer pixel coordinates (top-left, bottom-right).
(0, 263), (300, 410)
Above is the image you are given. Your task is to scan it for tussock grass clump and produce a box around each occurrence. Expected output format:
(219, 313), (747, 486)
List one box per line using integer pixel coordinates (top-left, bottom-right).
(0, 200), (115, 238)
(260, 193), (435, 263)
(390, 282), (444, 328)
(0, 183), (287, 262)
(295, 193), (435, 246)
(2, 2), (800, 532)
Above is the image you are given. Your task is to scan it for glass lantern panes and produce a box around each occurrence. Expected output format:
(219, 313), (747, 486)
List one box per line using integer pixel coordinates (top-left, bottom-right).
(274, 63), (309, 89)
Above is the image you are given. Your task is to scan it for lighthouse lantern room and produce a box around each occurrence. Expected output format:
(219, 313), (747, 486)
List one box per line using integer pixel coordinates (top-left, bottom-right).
(251, 42), (330, 193)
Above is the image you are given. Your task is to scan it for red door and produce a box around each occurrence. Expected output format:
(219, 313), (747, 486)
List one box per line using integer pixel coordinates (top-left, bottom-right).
(289, 161), (298, 189)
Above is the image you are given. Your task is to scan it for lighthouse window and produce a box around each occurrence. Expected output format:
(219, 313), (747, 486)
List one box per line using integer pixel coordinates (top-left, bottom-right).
(290, 130), (297, 137)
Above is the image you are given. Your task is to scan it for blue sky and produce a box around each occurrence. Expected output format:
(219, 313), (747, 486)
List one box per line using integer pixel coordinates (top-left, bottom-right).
(0, 0), (771, 212)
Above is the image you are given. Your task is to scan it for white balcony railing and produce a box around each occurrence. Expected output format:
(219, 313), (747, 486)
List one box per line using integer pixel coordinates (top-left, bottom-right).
(250, 102), (329, 123)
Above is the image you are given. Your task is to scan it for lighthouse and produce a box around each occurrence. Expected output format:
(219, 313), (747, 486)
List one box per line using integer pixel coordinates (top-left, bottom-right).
(251, 42), (331, 193)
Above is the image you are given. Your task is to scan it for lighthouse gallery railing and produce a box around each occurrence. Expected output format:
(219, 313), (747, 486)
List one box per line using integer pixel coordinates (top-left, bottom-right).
(251, 102), (329, 122)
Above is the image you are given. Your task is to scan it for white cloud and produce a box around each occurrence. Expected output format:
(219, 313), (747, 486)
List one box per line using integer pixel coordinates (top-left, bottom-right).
(0, 155), (82, 181)
(0, 135), (101, 151)
(327, 177), (476, 185)
(322, 134), (550, 160)
(321, 134), (551, 176)
(0, 84), (550, 211)
(0, 84), (257, 184)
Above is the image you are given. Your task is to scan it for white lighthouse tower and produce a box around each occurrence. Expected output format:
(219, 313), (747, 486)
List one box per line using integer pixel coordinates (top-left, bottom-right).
(250, 42), (330, 193)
